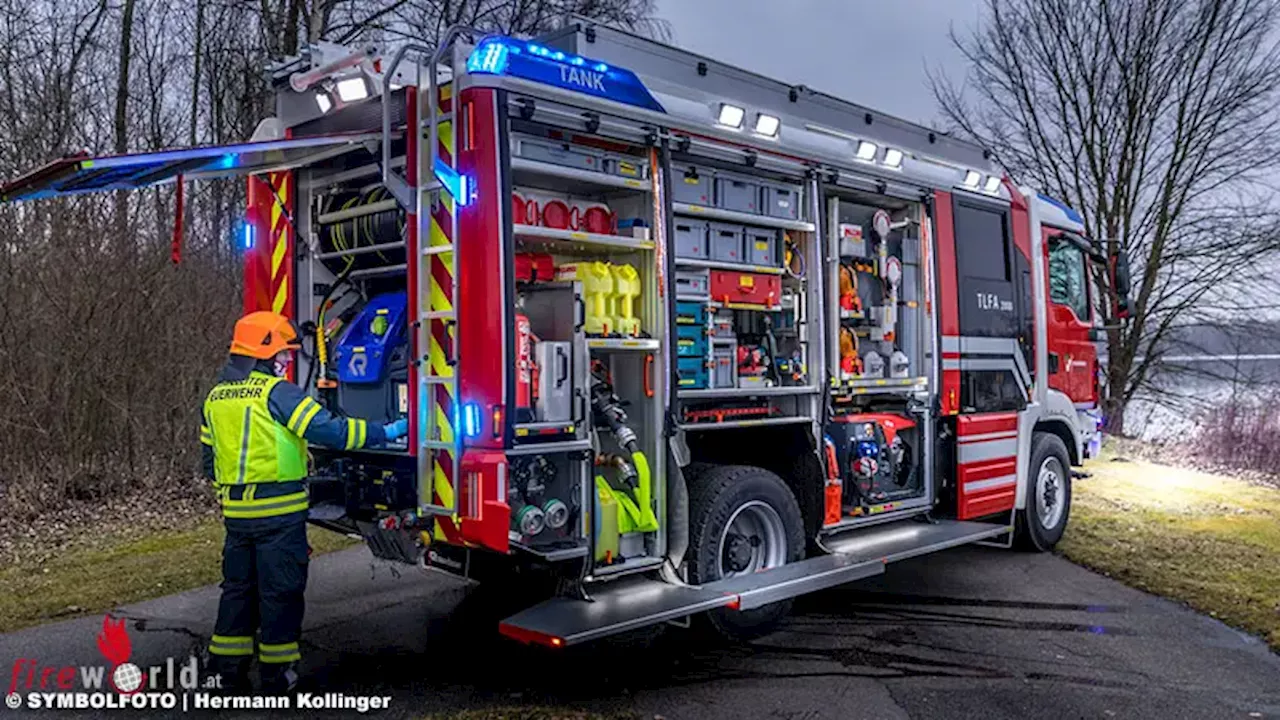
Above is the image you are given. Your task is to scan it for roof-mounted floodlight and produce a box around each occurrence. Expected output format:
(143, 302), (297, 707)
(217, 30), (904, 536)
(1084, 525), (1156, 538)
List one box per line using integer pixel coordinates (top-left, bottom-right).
(754, 113), (780, 137)
(717, 103), (745, 129)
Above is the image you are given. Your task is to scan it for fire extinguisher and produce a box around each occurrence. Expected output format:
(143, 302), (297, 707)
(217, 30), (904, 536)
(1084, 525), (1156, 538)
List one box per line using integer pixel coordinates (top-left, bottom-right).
(515, 305), (539, 423)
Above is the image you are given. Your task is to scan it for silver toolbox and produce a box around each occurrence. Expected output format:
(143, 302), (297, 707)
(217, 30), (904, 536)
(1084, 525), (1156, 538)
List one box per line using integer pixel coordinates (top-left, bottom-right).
(760, 181), (801, 220)
(675, 269), (710, 298)
(671, 163), (711, 206)
(745, 227), (780, 267)
(715, 173), (760, 214)
(708, 222), (745, 264)
(535, 341), (573, 423)
(674, 219), (709, 259)
(514, 135), (602, 172)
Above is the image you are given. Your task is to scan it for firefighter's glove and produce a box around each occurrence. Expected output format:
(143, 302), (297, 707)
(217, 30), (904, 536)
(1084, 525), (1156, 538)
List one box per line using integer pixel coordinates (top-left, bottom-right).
(383, 418), (408, 442)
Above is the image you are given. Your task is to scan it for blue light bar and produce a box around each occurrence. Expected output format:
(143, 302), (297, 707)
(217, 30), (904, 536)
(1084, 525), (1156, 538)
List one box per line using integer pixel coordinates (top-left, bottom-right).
(242, 222), (254, 250)
(434, 158), (470, 206)
(465, 36), (665, 113)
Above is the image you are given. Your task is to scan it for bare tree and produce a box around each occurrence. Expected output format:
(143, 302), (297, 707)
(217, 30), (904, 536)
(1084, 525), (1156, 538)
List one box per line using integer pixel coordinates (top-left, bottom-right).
(932, 0), (1280, 433)
(0, 0), (669, 516)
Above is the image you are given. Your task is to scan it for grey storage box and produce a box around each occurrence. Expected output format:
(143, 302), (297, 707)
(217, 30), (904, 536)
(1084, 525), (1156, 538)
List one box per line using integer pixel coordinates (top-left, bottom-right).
(761, 181), (801, 220)
(745, 228), (780, 267)
(712, 342), (737, 389)
(514, 136), (602, 172)
(715, 173), (760, 214)
(675, 269), (710, 298)
(603, 152), (649, 181)
(671, 164), (711, 206)
(673, 219), (709, 259)
(708, 222), (745, 264)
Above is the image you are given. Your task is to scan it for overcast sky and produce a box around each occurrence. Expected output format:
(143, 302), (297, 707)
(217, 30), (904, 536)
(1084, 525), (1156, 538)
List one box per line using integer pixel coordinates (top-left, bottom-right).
(653, 0), (986, 128)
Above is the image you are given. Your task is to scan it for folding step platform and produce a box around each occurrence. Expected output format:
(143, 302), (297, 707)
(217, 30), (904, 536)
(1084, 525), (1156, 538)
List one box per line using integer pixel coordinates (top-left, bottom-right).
(498, 519), (1009, 647)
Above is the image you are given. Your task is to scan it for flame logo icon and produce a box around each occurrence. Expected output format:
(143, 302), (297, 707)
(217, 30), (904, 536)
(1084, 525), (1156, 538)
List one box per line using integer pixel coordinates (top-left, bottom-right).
(96, 615), (146, 695)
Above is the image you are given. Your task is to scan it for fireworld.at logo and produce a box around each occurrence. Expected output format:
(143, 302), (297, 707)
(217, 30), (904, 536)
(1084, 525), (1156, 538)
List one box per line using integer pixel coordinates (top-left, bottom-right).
(8, 614), (208, 696)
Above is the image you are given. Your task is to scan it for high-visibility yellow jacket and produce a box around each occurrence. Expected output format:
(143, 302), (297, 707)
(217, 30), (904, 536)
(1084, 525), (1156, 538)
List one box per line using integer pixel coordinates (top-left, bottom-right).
(200, 357), (387, 520)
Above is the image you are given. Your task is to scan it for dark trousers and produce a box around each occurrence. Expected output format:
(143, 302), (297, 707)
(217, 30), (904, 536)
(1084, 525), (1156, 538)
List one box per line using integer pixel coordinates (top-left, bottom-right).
(208, 511), (309, 691)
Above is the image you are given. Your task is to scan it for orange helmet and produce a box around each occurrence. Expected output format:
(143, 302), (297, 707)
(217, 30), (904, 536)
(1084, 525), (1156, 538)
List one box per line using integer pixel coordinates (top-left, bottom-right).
(229, 311), (302, 359)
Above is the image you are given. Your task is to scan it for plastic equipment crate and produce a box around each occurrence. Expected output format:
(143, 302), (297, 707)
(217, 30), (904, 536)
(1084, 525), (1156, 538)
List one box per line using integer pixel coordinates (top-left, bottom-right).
(513, 136), (602, 172)
(745, 228), (780, 267)
(714, 173), (759, 214)
(708, 222), (745, 264)
(675, 300), (707, 326)
(677, 356), (709, 389)
(677, 325), (707, 358)
(760, 180), (801, 220)
(673, 219), (709, 260)
(603, 153), (649, 180)
(675, 269), (710, 298)
(671, 163), (712, 205)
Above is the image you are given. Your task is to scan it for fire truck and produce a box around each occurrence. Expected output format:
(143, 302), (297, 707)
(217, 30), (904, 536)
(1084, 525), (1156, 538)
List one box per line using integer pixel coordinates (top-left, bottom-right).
(1, 18), (1132, 646)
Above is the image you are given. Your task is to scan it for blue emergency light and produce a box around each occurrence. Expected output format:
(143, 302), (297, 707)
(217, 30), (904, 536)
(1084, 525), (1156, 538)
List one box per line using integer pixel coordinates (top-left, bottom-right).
(465, 36), (665, 113)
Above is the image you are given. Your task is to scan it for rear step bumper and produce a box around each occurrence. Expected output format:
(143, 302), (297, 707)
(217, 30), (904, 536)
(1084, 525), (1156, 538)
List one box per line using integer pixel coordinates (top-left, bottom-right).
(498, 519), (1010, 647)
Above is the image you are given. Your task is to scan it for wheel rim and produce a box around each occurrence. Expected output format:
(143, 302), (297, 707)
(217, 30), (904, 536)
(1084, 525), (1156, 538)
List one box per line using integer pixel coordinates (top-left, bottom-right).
(1036, 456), (1066, 530)
(716, 500), (787, 579)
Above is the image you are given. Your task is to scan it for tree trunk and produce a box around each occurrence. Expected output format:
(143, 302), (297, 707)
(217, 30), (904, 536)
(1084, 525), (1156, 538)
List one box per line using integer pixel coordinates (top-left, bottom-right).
(112, 0), (136, 246)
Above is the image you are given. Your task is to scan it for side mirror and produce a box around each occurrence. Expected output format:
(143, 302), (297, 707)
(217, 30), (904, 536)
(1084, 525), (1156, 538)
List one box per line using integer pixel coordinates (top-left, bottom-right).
(1110, 248), (1132, 319)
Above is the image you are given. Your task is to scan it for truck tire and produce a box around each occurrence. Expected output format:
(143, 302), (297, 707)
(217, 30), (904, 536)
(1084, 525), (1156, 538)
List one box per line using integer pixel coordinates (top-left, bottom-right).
(686, 464), (805, 641)
(1015, 432), (1072, 552)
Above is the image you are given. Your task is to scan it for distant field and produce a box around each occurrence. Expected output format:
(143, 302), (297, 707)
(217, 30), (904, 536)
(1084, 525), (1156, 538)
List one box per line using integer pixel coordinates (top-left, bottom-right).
(1060, 445), (1280, 650)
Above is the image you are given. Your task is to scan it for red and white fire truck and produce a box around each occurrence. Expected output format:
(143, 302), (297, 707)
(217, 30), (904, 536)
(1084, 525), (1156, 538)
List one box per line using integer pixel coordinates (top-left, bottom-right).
(1, 19), (1131, 645)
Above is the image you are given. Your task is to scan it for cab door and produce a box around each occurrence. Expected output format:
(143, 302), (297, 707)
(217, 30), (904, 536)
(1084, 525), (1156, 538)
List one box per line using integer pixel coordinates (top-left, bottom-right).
(1044, 229), (1097, 404)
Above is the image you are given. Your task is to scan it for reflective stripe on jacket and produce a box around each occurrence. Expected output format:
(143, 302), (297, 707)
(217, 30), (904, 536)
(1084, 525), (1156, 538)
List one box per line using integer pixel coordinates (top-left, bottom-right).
(200, 359), (388, 520)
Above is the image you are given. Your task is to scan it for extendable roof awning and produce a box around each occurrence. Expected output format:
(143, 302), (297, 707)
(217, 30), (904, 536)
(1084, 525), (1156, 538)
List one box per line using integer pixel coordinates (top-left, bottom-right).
(0, 130), (384, 203)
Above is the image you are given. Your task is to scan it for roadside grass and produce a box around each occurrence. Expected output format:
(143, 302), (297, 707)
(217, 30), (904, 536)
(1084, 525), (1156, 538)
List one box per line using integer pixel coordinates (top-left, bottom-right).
(0, 519), (358, 633)
(1059, 442), (1280, 650)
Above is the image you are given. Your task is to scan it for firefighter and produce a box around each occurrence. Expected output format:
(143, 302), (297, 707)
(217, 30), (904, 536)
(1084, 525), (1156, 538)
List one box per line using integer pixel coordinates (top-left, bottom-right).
(199, 311), (407, 694)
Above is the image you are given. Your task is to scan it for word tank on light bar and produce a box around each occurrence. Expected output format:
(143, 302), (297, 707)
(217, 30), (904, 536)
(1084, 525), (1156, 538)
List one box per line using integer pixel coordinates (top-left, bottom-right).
(464, 35), (667, 113)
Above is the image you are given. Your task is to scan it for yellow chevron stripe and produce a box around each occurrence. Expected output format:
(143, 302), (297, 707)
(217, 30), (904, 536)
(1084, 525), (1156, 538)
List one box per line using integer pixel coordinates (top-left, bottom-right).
(436, 405), (454, 444)
(429, 276), (452, 313)
(273, 279), (288, 314)
(271, 219), (287, 276)
(429, 332), (453, 379)
(438, 120), (454, 155)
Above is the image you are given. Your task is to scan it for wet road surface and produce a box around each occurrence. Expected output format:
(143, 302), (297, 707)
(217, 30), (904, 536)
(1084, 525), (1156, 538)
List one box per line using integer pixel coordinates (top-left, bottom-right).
(1, 543), (1277, 719)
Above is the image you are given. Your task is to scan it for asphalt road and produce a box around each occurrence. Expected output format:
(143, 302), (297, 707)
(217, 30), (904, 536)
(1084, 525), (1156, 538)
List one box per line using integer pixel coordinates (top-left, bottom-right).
(1, 542), (1278, 719)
